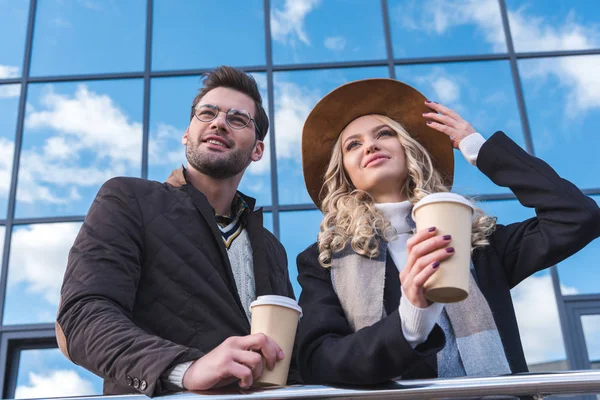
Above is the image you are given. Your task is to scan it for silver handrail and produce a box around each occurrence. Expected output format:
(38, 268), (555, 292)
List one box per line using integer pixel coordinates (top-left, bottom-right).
(11, 370), (600, 400)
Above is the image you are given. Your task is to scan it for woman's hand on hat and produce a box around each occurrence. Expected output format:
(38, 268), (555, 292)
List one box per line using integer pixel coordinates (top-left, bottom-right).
(423, 101), (476, 149)
(400, 226), (455, 308)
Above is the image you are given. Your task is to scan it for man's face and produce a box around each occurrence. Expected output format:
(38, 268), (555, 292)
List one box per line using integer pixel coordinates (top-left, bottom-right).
(182, 87), (264, 179)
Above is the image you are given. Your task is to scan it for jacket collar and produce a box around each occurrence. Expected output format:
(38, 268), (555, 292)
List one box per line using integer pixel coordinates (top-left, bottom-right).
(164, 165), (273, 311)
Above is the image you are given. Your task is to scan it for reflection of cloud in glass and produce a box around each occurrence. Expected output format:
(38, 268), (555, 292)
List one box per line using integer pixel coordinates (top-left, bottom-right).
(582, 315), (600, 362)
(0, 84), (20, 99)
(273, 80), (321, 160)
(0, 65), (19, 79)
(395, 0), (600, 117)
(512, 274), (577, 364)
(15, 370), (95, 399)
(8, 223), (81, 306)
(271, 0), (322, 46)
(324, 36), (346, 51)
(16, 84), (143, 205)
(0, 138), (15, 202)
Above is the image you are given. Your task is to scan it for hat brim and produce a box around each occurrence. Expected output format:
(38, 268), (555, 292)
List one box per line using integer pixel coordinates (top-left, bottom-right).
(302, 78), (454, 209)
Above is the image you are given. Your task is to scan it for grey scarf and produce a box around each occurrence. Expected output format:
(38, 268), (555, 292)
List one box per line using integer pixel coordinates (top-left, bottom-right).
(330, 240), (511, 377)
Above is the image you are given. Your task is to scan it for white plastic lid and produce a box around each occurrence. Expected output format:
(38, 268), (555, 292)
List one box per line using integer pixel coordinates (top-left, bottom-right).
(412, 192), (474, 220)
(250, 295), (303, 318)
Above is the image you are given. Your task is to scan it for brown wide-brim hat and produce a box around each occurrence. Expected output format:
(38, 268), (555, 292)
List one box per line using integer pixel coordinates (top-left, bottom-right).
(302, 78), (454, 209)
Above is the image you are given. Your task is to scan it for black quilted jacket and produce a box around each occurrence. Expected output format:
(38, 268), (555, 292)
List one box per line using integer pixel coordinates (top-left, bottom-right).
(56, 167), (300, 396)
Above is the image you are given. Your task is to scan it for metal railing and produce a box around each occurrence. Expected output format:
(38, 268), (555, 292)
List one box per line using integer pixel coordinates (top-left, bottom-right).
(13, 370), (600, 400)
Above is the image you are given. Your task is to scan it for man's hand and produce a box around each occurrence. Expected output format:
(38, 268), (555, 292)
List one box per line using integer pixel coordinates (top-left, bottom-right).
(182, 333), (284, 390)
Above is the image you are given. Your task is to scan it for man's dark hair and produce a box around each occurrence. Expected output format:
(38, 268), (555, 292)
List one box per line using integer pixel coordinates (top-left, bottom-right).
(190, 66), (269, 141)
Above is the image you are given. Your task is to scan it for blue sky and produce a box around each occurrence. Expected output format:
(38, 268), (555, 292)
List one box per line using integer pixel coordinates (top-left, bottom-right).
(0, 0), (599, 396)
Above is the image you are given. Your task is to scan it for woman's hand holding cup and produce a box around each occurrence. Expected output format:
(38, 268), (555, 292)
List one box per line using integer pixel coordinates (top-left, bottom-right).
(400, 227), (454, 308)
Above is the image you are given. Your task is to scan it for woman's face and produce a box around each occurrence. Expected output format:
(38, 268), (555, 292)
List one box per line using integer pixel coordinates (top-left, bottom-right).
(340, 115), (408, 203)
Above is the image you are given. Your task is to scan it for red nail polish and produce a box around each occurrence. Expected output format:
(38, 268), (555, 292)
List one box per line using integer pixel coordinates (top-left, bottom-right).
(432, 261), (440, 269)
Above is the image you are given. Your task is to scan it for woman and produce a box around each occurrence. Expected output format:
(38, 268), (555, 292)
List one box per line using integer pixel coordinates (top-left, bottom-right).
(296, 78), (600, 385)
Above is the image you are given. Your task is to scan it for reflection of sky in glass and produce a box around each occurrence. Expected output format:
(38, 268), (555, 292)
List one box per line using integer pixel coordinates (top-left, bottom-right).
(271, 0), (386, 65)
(396, 61), (525, 195)
(557, 196), (600, 295)
(263, 211), (273, 234)
(279, 210), (323, 297)
(30, 0), (145, 76)
(148, 74), (271, 207)
(520, 56), (600, 190)
(582, 315), (600, 364)
(506, 0), (600, 53)
(388, 0), (505, 57)
(274, 67), (389, 206)
(481, 200), (566, 367)
(0, 0), (28, 78)
(152, 0), (265, 71)
(16, 79), (143, 218)
(4, 222), (81, 325)
(15, 349), (102, 398)
(0, 84), (19, 218)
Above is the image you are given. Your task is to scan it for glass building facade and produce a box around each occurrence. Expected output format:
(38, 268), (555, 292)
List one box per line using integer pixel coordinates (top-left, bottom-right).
(0, 0), (599, 397)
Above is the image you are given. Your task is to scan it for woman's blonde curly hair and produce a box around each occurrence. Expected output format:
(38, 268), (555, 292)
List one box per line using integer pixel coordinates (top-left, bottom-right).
(317, 115), (496, 268)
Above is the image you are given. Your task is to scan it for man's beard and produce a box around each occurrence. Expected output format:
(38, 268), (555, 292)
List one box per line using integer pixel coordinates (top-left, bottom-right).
(186, 139), (253, 179)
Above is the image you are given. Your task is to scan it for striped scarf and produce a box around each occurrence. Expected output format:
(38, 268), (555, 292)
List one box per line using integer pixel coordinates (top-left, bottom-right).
(330, 240), (511, 377)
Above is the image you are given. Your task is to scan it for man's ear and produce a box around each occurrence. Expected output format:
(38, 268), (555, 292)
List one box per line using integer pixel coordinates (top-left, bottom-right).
(251, 140), (264, 162)
(182, 127), (189, 145)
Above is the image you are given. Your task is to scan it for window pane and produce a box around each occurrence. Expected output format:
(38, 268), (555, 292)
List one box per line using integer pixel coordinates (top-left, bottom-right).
(582, 315), (600, 369)
(506, 0), (600, 53)
(15, 348), (102, 398)
(0, 84), (20, 218)
(30, 0), (145, 76)
(396, 61), (526, 195)
(388, 0), (506, 58)
(16, 79), (143, 218)
(557, 196), (600, 295)
(520, 56), (600, 190)
(0, 0), (28, 78)
(152, 0), (265, 71)
(275, 67), (389, 206)
(263, 211), (273, 234)
(271, 0), (385, 65)
(148, 73), (272, 206)
(279, 209), (322, 297)
(481, 200), (568, 371)
(4, 222), (81, 325)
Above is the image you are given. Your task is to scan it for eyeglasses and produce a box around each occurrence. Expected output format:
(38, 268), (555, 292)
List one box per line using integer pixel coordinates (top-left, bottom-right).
(193, 103), (258, 134)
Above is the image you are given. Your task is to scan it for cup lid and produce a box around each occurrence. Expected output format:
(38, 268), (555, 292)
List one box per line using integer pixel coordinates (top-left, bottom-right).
(250, 295), (303, 318)
(412, 192), (474, 220)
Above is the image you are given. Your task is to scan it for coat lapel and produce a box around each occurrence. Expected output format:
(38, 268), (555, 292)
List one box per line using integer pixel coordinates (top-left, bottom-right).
(244, 207), (273, 296)
(165, 167), (245, 316)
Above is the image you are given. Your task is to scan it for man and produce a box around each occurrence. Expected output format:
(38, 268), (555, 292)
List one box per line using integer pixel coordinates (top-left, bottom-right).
(56, 66), (300, 396)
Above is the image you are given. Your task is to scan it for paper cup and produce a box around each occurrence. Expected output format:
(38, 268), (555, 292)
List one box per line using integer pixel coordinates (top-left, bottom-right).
(412, 193), (474, 303)
(249, 295), (302, 387)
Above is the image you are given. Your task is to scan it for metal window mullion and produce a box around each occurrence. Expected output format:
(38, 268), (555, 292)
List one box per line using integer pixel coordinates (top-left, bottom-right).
(0, 0), (38, 333)
(141, 0), (153, 179)
(264, 0), (280, 237)
(380, 0), (396, 79)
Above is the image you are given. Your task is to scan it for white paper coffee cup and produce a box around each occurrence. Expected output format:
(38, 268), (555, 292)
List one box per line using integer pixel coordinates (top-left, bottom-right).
(249, 295), (302, 387)
(412, 193), (474, 303)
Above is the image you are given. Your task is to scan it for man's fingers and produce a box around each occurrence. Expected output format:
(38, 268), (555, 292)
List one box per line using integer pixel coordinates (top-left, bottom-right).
(233, 349), (263, 378)
(238, 333), (282, 370)
(228, 361), (253, 389)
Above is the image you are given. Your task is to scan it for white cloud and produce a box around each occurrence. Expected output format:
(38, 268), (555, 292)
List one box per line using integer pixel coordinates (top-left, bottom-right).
(9, 222), (81, 306)
(511, 274), (578, 365)
(0, 65), (19, 79)
(273, 80), (321, 160)
(15, 370), (95, 399)
(271, 0), (321, 46)
(0, 84), (148, 205)
(394, 0), (600, 117)
(431, 76), (461, 104)
(0, 84), (20, 99)
(324, 36), (347, 51)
